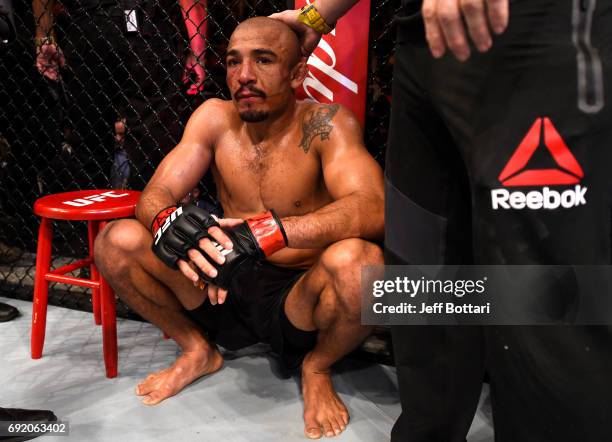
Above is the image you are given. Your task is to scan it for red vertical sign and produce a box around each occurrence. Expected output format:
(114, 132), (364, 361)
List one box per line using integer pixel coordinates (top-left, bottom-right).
(294, 0), (371, 127)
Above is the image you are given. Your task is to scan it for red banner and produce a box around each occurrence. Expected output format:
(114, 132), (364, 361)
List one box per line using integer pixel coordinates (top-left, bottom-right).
(294, 0), (371, 127)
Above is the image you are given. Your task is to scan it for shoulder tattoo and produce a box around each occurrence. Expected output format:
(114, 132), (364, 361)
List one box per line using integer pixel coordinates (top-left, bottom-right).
(299, 104), (340, 153)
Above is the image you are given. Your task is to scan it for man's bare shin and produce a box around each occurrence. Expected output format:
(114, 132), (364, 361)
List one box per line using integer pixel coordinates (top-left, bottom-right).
(107, 265), (210, 352)
(303, 291), (373, 373)
(94, 220), (211, 352)
(286, 238), (382, 371)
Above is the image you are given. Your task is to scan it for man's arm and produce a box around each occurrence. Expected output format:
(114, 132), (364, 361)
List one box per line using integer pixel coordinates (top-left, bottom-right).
(270, 0), (509, 61)
(140, 99), (238, 306)
(307, 0), (358, 27)
(32, 0), (53, 39)
(135, 98), (221, 229)
(269, 0), (357, 57)
(281, 104), (384, 249)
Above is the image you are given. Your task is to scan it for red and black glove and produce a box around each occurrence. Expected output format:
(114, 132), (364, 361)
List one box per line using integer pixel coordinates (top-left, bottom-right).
(197, 210), (288, 289)
(151, 204), (220, 270)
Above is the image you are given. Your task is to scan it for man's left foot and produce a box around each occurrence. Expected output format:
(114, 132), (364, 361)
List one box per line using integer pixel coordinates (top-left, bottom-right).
(301, 357), (350, 439)
(0, 302), (19, 323)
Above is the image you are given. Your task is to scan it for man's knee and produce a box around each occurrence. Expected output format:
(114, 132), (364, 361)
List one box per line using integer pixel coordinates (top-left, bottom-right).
(94, 219), (149, 270)
(321, 238), (383, 278)
(319, 239), (383, 319)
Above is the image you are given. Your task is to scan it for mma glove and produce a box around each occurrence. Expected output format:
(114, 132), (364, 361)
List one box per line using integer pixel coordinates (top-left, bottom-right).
(196, 210), (288, 289)
(151, 204), (220, 269)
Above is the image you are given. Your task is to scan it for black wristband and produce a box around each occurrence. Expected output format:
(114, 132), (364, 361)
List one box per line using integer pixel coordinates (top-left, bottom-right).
(270, 209), (289, 246)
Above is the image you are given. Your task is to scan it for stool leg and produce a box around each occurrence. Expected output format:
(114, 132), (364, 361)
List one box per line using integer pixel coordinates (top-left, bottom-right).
(88, 220), (101, 325)
(100, 275), (118, 378)
(31, 217), (53, 359)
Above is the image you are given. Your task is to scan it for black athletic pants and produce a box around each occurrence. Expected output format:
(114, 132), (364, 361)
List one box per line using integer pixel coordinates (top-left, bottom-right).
(386, 1), (612, 441)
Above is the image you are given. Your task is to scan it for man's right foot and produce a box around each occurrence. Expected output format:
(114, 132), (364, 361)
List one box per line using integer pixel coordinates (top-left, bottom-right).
(135, 347), (223, 406)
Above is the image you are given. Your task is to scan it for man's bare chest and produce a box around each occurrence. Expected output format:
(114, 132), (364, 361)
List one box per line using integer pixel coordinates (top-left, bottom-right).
(213, 137), (325, 214)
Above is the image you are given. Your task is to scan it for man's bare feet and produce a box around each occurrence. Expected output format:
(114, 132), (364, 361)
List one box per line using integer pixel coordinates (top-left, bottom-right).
(302, 356), (350, 439)
(135, 347), (224, 405)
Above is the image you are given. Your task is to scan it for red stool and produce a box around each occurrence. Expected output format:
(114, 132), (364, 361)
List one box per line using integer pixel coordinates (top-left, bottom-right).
(31, 189), (141, 378)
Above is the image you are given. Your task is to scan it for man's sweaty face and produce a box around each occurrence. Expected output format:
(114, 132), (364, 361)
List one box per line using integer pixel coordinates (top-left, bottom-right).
(226, 28), (294, 122)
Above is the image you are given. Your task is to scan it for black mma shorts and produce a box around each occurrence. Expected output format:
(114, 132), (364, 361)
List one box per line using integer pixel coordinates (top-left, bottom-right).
(185, 260), (316, 371)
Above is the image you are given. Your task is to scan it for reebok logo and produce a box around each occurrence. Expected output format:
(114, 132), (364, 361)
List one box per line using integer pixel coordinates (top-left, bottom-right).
(491, 117), (587, 210)
(491, 186), (587, 210)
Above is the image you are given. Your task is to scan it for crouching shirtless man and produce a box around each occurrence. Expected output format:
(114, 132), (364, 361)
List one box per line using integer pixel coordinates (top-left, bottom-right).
(94, 16), (384, 439)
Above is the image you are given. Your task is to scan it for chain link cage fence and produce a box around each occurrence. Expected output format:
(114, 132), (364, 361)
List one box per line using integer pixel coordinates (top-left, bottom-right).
(0, 0), (400, 363)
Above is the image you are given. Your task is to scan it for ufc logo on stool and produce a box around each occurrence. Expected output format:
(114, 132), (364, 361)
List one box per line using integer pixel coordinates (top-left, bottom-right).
(62, 191), (130, 207)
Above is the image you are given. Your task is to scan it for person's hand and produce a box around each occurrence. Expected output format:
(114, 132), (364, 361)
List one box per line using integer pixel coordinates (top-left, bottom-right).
(422, 0), (509, 61)
(35, 42), (65, 81)
(182, 217), (244, 306)
(193, 211), (288, 304)
(269, 9), (323, 57)
(183, 52), (206, 95)
(151, 203), (223, 282)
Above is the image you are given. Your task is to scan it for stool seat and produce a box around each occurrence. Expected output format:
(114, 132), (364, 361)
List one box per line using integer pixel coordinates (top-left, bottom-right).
(34, 189), (141, 221)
